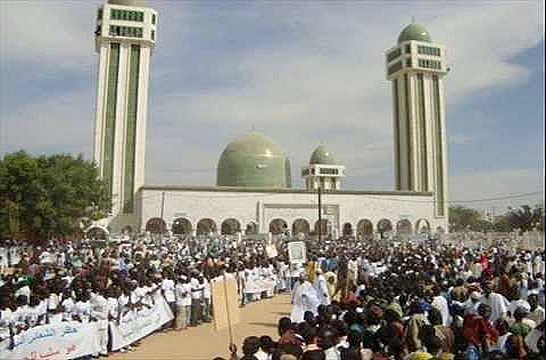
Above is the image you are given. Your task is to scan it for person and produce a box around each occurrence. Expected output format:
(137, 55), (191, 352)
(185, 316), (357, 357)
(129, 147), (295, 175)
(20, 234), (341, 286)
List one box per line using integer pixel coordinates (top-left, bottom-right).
(161, 272), (176, 329)
(190, 273), (203, 326)
(509, 307), (533, 339)
(291, 276), (320, 323)
(527, 293), (545, 326)
(175, 275), (191, 330)
(481, 280), (509, 323)
(90, 285), (109, 357)
(314, 270), (330, 306)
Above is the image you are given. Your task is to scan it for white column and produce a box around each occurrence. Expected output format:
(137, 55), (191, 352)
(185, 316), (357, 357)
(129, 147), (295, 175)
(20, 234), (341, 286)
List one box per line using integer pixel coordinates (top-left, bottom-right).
(93, 44), (109, 175)
(134, 45), (151, 193)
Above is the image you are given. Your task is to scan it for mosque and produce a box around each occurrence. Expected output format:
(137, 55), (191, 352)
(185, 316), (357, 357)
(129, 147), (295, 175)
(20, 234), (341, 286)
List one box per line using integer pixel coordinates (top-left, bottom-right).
(91, 0), (450, 239)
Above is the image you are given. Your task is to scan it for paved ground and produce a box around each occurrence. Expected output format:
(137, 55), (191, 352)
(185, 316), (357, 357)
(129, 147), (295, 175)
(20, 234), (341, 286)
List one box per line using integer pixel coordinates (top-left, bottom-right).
(113, 294), (292, 360)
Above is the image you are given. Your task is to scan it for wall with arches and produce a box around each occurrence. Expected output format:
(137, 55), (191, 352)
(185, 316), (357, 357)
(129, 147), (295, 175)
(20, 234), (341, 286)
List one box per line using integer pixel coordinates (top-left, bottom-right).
(135, 186), (447, 236)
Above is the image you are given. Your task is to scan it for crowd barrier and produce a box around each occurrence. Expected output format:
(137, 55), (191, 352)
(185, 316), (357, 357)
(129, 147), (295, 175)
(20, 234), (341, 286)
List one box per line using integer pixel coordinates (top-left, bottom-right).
(0, 293), (174, 360)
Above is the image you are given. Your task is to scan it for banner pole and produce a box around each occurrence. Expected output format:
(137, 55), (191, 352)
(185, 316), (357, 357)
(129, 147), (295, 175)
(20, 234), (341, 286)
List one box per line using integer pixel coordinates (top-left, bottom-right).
(223, 272), (234, 347)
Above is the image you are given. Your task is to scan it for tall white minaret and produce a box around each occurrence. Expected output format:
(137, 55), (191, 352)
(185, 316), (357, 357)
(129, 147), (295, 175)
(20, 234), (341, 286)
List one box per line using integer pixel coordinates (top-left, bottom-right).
(385, 23), (449, 217)
(93, 0), (157, 216)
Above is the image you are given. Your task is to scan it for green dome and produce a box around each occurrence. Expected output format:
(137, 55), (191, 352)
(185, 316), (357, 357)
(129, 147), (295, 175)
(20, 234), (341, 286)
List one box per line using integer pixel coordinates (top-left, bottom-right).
(398, 23), (431, 43)
(217, 132), (292, 188)
(108, 0), (148, 7)
(310, 145), (340, 165)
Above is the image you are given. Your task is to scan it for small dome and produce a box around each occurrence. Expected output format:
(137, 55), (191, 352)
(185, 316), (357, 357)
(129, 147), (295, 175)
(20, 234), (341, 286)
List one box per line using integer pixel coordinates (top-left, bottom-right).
(217, 132), (292, 188)
(398, 23), (431, 43)
(108, 0), (148, 7)
(310, 145), (340, 165)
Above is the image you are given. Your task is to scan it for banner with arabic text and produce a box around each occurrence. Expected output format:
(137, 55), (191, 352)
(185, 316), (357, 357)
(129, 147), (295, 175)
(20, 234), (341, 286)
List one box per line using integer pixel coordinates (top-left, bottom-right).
(109, 292), (174, 351)
(0, 321), (100, 360)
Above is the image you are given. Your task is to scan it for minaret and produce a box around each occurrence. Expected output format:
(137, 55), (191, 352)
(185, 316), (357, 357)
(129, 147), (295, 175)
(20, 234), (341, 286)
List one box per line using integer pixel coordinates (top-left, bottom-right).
(302, 145), (346, 191)
(93, 0), (157, 216)
(385, 23), (449, 217)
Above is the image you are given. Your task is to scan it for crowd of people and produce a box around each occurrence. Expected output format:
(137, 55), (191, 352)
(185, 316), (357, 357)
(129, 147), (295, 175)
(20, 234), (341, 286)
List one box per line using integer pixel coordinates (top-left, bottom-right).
(0, 236), (286, 358)
(1, 234), (544, 360)
(224, 239), (545, 360)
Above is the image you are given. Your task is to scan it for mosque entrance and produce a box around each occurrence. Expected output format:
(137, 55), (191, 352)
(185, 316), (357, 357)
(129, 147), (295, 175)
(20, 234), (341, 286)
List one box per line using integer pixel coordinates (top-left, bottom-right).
(196, 218), (217, 236)
(221, 218), (241, 235)
(269, 218), (288, 235)
(377, 219), (393, 239)
(357, 219), (373, 240)
(292, 218), (310, 236)
(172, 218), (192, 236)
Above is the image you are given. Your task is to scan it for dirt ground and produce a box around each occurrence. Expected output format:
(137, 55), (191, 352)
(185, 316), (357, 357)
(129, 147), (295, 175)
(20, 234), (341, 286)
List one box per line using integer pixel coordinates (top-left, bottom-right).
(112, 294), (292, 360)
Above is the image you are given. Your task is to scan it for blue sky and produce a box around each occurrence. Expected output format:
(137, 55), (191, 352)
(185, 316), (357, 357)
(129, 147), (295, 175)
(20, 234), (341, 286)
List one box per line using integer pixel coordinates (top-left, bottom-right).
(1, 0), (544, 213)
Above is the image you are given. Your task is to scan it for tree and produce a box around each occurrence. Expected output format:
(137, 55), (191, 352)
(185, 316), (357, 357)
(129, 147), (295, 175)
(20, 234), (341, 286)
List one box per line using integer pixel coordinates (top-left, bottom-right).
(505, 205), (544, 232)
(0, 151), (110, 243)
(448, 205), (484, 232)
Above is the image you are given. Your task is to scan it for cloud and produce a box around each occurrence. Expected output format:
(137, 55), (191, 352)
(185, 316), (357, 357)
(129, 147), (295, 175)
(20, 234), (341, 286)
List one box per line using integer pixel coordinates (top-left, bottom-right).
(450, 168), (544, 211)
(0, 1), (543, 205)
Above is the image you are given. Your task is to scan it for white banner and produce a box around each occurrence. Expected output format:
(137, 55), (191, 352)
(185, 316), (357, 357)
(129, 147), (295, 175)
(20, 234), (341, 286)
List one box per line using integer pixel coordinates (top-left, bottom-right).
(109, 292), (174, 351)
(0, 321), (100, 360)
(288, 241), (306, 264)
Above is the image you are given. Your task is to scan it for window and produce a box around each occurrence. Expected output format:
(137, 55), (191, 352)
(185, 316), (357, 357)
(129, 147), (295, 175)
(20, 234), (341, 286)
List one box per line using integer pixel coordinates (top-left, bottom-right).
(152, 14), (156, 25)
(110, 9), (144, 22)
(151, 30), (155, 41)
(387, 48), (401, 62)
(405, 58), (412, 67)
(405, 44), (411, 54)
(418, 58), (441, 70)
(388, 61), (403, 75)
(109, 25), (143, 38)
(319, 168), (338, 175)
(97, 8), (103, 20)
(417, 45), (441, 57)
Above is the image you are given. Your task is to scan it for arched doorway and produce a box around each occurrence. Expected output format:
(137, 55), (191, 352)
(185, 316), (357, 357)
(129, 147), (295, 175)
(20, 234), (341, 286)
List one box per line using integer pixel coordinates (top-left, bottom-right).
(342, 222), (353, 236)
(415, 218), (431, 234)
(172, 218), (192, 236)
(292, 218), (310, 235)
(377, 219), (393, 237)
(357, 219), (374, 239)
(146, 217), (167, 234)
(314, 219), (329, 236)
(196, 218), (217, 235)
(221, 218), (241, 235)
(246, 221), (258, 235)
(86, 226), (108, 240)
(396, 219), (412, 237)
(269, 218), (288, 235)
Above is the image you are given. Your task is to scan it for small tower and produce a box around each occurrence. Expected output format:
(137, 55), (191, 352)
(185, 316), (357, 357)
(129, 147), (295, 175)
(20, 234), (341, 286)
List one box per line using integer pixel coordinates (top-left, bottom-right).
(385, 22), (449, 217)
(302, 145), (345, 191)
(93, 0), (158, 217)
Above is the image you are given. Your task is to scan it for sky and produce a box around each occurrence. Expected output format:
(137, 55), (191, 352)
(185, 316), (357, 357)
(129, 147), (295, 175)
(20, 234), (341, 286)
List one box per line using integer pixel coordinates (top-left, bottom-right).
(1, 0), (544, 214)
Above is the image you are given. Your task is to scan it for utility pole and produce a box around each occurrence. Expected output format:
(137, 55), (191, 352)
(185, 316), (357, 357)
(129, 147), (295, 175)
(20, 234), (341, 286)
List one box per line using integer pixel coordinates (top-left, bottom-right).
(318, 186), (322, 243)
(160, 191), (166, 234)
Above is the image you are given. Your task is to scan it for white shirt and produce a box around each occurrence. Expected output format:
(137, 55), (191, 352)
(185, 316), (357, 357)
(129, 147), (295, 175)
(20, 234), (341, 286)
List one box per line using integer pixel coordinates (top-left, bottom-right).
(175, 283), (192, 306)
(162, 279), (176, 303)
(190, 278), (203, 300)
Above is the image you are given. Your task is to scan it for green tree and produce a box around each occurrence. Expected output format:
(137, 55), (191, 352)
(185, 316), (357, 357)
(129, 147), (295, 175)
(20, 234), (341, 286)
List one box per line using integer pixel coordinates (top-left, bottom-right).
(505, 205), (544, 232)
(0, 151), (110, 243)
(448, 205), (485, 232)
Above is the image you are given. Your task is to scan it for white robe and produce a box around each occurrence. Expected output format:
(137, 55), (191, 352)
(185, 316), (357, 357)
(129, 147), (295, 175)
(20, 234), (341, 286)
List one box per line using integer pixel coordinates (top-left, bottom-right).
(315, 275), (331, 306)
(291, 281), (320, 323)
(482, 292), (509, 323)
(432, 295), (452, 327)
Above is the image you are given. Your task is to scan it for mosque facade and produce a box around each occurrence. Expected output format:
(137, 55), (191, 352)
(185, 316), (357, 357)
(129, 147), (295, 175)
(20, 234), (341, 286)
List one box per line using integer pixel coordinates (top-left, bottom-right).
(92, 0), (450, 239)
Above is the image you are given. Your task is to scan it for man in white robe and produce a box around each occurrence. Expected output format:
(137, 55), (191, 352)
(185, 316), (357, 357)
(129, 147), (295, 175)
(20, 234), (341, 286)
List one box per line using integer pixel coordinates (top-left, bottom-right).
(481, 281), (509, 323)
(314, 270), (330, 306)
(291, 276), (320, 323)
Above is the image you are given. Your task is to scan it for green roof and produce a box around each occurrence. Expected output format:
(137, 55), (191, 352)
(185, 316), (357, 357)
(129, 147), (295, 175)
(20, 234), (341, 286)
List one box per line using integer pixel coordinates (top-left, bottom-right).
(108, 0), (148, 7)
(309, 145), (340, 165)
(398, 23), (431, 43)
(216, 132), (292, 188)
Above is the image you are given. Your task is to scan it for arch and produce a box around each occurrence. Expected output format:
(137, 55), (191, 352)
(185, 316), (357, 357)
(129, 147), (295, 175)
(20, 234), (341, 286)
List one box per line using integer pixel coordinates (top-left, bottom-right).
(269, 218), (288, 235)
(314, 219), (329, 236)
(86, 226), (108, 240)
(377, 219), (393, 236)
(196, 218), (217, 235)
(221, 218), (241, 235)
(436, 226), (446, 235)
(342, 222), (353, 236)
(172, 218), (192, 236)
(292, 218), (310, 235)
(246, 221), (259, 235)
(145, 217), (167, 234)
(415, 218), (431, 234)
(121, 226), (132, 235)
(396, 219), (413, 236)
(357, 219), (374, 238)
